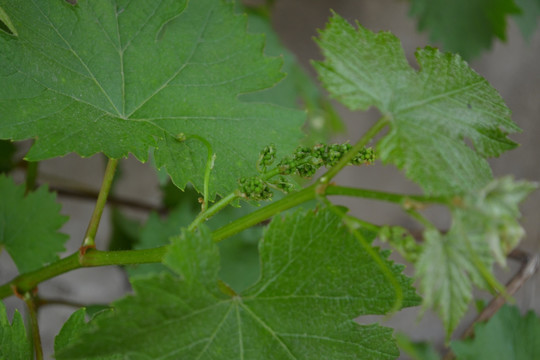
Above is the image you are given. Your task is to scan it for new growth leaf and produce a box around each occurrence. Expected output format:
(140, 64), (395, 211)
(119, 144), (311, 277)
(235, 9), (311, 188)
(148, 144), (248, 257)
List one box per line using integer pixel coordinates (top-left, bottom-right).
(314, 13), (520, 196)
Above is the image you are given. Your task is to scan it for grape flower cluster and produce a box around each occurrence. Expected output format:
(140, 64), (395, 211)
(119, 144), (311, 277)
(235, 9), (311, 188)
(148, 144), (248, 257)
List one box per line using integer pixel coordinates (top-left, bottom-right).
(238, 143), (375, 200)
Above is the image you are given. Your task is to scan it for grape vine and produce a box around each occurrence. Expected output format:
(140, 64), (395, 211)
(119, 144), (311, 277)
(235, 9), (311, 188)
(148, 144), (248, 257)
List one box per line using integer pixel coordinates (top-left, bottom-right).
(0, 1), (537, 359)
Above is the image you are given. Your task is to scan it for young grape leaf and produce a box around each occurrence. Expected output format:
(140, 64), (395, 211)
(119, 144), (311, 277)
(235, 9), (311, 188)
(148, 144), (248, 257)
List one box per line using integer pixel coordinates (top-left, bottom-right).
(57, 208), (419, 359)
(314, 13), (520, 196)
(0, 302), (31, 360)
(0, 175), (68, 273)
(409, 0), (521, 59)
(0, 0), (304, 198)
(416, 177), (536, 337)
(451, 305), (540, 360)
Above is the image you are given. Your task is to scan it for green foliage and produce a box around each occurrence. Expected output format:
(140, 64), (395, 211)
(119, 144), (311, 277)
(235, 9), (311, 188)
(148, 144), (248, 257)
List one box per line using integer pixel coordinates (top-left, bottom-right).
(409, 0), (521, 59)
(416, 177), (536, 337)
(0, 175), (68, 273)
(378, 226), (422, 263)
(0, 0), (304, 198)
(54, 308), (119, 360)
(396, 333), (440, 360)
(314, 13), (519, 196)
(0, 140), (16, 173)
(240, 7), (345, 144)
(0, 302), (31, 360)
(127, 191), (261, 292)
(0, 2), (534, 359)
(57, 208), (419, 359)
(108, 208), (141, 251)
(451, 305), (540, 359)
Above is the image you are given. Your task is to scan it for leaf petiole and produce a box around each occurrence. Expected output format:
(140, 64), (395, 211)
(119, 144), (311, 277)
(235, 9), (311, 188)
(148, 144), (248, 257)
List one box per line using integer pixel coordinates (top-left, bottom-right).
(82, 158), (119, 248)
(187, 192), (239, 231)
(178, 134), (215, 212)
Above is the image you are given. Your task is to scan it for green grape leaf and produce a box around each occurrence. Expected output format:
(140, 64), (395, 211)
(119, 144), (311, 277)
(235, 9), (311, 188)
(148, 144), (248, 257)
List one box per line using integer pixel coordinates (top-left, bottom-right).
(416, 177), (536, 337)
(378, 225), (422, 263)
(129, 191), (261, 292)
(0, 175), (68, 273)
(409, 0), (521, 59)
(107, 208), (141, 251)
(55, 308), (120, 360)
(514, 0), (540, 40)
(54, 308), (86, 356)
(241, 8), (344, 143)
(0, 4), (17, 35)
(451, 305), (540, 360)
(396, 333), (440, 360)
(313, 13), (520, 196)
(0, 302), (31, 360)
(126, 201), (193, 278)
(0, 0), (304, 198)
(57, 208), (419, 359)
(0, 139), (16, 173)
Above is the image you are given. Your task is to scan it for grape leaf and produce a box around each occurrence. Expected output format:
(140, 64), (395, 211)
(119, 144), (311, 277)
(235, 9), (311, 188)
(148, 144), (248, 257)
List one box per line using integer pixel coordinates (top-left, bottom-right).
(514, 0), (540, 40)
(240, 7), (344, 143)
(126, 201), (192, 278)
(128, 195), (261, 292)
(57, 208), (419, 359)
(451, 305), (540, 360)
(55, 308), (120, 360)
(0, 175), (68, 273)
(107, 208), (141, 251)
(0, 139), (16, 173)
(409, 0), (521, 59)
(0, 0), (304, 198)
(396, 333), (440, 360)
(416, 177), (536, 336)
(54, 308), (87, 356)
(313, 13), (520, 196)
(0, 302), (31, 360)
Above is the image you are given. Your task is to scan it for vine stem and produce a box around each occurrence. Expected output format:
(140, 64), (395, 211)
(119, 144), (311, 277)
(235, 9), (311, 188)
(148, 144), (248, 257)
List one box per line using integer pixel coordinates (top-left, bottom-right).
(82, 158), (118, 248)
(212, 184), (318, 242)
(320, 115), (389, 183)
(23, 292), (43, 360)
(0, 248), (167, 299)
(0, 182), (453, 299)
(325, 185), (451, 205)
